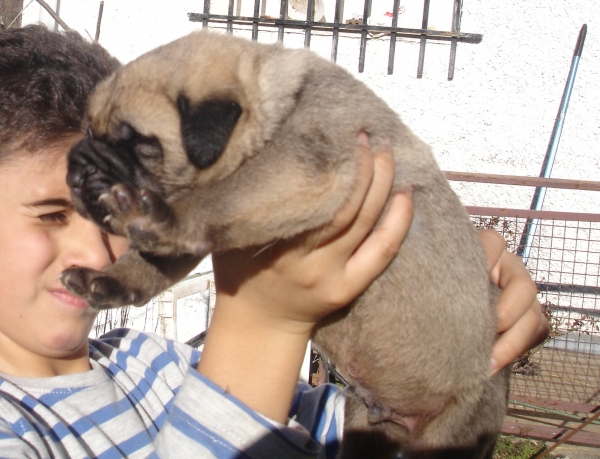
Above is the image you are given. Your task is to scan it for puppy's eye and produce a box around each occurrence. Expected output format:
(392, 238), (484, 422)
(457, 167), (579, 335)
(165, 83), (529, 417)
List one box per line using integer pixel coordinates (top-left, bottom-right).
(135, 138), (163, 161)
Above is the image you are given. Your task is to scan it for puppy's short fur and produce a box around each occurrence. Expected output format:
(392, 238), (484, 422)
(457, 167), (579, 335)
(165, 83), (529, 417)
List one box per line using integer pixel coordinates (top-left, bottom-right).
(63, 31), (509, 458)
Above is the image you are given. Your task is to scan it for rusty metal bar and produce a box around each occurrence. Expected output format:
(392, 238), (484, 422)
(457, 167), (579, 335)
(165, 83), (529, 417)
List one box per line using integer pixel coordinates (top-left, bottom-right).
(54, 0), (61, 31)
(503, 419), (600, 448)
(35, 0), (71, 31)
(502, 420), (566, 441)
(330, 0), (342, 62)
(227, 0), (234, 34)
(387, 0), (401, 75)
(511, 394), (600, 415)
(466, 206), (600, 223)
(186, 330), (207, 349)
(447, 0), (461, 80)
(304, 0), (315, 48)
(202, 0), (210, 28)
(188, 5), (482, 75)
(251, 0), (260, 40)
(187, 13), (482, 43)
(532, 409), (600, 458)
(278, 0), (287, 41)
(445, 171), (600, 191)
(358, 0), (372, 73)
(94, 1), (103, 42)
(417, 0), (430, 78)
(537, 283), (600, 296)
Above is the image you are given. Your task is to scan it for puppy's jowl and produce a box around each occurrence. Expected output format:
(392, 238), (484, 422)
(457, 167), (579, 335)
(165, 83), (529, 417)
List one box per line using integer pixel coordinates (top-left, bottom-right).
(63, 31), (509, 458)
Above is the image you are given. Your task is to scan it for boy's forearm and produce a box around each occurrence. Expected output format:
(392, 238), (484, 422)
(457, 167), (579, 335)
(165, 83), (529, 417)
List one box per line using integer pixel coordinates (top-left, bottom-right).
(197, 294), (312, 424)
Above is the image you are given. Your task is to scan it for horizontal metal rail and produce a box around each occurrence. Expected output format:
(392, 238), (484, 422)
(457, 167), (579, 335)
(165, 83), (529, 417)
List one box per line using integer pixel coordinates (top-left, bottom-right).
(538, 283), (600, 297)
(467, 206), (600, 222)
(445, 171), (600, 191)
(188, 13), (482, 43)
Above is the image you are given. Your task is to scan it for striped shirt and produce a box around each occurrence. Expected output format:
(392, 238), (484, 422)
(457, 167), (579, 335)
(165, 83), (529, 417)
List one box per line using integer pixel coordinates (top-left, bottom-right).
(0, 328), (345, 458)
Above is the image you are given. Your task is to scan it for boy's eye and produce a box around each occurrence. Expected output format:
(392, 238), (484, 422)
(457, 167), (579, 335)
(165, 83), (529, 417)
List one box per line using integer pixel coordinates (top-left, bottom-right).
(39, 211), (69, 224)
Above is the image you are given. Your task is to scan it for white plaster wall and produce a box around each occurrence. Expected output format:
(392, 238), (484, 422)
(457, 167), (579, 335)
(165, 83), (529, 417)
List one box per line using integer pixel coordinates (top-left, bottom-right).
(19, 1), (598, 340)
(21, 0), (599, 215)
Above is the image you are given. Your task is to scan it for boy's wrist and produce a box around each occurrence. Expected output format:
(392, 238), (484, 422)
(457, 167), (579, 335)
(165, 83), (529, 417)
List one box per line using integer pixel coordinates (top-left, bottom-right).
(197, 293), (313, 423)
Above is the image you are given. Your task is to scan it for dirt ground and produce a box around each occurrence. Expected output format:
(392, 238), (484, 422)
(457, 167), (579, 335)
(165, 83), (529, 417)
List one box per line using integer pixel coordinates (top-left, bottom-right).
(549, 444), (600, 459)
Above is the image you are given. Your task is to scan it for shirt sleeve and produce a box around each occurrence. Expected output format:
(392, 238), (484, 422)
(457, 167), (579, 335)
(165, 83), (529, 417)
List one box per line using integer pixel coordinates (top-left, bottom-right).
(153, 369), (345, 459)
(0, 419), (39, 459)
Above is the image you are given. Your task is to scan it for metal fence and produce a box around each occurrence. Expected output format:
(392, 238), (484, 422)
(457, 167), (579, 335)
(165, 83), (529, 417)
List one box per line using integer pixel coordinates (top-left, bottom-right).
(188, 0), (482, 79)
(91, 173), (600, 448)
(446, 173), (600, 449)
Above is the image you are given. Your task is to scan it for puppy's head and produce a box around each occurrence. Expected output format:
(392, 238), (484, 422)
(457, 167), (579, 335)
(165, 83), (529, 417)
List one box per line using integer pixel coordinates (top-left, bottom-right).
(68, 31), (360, 253)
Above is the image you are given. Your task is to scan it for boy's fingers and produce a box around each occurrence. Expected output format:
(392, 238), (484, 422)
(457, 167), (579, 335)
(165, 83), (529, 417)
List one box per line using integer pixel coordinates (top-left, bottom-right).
(495, 252), (539, 332)
(490, 303), (550, 376)
(477, 228), (541, 336)
(344, 191), (413, 299)
(316, 135), (375, 246)
(478, 229), (506, 276)
(330, 146), (396, 255)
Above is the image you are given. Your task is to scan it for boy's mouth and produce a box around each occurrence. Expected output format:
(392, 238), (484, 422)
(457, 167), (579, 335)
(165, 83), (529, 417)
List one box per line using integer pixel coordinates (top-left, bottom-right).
(49, 288), (90, 309)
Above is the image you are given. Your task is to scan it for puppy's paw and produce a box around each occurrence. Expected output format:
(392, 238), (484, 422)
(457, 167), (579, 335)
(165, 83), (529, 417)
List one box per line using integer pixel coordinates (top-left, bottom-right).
(99, 184), (174, 250)
(60, 267), (143, 309)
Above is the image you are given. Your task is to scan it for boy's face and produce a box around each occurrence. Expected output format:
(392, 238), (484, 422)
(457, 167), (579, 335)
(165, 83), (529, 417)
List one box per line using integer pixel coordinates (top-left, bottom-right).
(0, 138), (128, 377)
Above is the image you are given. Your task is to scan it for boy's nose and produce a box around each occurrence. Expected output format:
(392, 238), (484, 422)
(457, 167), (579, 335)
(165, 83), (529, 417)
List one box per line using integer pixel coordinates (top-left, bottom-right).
(60, 213), (114, 271)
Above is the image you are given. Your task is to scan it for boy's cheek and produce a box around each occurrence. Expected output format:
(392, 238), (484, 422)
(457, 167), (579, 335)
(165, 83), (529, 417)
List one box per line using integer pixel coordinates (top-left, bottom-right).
(107, 234), (130, 260)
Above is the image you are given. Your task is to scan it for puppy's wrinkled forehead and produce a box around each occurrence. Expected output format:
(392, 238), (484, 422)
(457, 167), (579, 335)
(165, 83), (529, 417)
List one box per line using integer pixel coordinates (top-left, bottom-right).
(87, 32), (257, 136)
(88, 80), (176, 141)
(83, 31), (315, 186)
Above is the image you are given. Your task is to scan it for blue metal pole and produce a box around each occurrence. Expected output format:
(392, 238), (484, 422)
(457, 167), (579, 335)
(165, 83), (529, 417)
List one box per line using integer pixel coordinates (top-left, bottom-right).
(516, 24), (587, 264)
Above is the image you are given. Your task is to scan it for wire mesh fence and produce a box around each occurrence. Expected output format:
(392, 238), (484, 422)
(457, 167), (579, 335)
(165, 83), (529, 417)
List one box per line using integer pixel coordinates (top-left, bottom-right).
(470, 209), (600, 408)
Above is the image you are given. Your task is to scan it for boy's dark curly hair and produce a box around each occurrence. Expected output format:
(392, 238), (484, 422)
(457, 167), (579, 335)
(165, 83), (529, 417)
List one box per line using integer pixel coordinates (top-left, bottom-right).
(0, 25), (120, 159)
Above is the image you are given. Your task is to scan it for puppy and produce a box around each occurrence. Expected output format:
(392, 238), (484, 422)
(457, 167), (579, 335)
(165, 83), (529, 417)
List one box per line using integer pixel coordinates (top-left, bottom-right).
(62, 30), (509, 458)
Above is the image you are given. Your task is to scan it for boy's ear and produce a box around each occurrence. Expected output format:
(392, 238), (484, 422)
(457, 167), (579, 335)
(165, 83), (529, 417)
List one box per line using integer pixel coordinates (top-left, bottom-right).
(177, 95), (242, 169)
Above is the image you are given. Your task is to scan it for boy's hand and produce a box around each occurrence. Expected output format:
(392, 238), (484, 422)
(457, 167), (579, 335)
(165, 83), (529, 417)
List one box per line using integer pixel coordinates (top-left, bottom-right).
(479, 229), (551, 376)
(213, 134), (413, 335)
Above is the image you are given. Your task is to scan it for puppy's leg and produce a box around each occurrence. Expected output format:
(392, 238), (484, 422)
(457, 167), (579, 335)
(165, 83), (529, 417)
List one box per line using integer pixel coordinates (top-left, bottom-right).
(60, 249), (201, 309)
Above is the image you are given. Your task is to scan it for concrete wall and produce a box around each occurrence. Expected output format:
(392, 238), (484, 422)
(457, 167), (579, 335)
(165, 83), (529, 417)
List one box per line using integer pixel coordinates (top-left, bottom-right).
(22, 0), (599, 215)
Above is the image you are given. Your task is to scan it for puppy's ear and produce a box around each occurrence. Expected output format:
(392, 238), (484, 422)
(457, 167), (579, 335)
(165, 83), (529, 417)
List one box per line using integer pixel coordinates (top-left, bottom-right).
(256, 48), (311, 141)
(177, 95), (242, 169)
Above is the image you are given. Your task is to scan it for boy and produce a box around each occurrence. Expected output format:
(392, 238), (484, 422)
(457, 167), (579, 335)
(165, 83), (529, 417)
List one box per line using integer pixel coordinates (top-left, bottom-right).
(0, 25), (547, 458)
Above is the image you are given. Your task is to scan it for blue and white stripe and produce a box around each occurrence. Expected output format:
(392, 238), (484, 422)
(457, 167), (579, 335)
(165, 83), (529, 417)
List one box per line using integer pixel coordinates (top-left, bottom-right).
(0, 329), (344, 458)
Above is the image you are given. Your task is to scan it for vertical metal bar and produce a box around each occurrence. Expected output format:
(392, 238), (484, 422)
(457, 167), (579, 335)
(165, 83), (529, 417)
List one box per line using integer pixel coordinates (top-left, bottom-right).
(227, 0), (235, 34)
(278, 0), (288, 42)
(54, 0), (61, 31)
(252, 0), (261, 40)
(304, 0), (315, 48)
(416, 0), (430, 78)
(517, 24), (587, 264)
(202, 0), (210, 28)
(387, 0), (401, 75)
(358, 0), (372, 73)
(94, 1), (104, 42)
(447, 0), (461, 80)
(330, 0), (342, 62)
